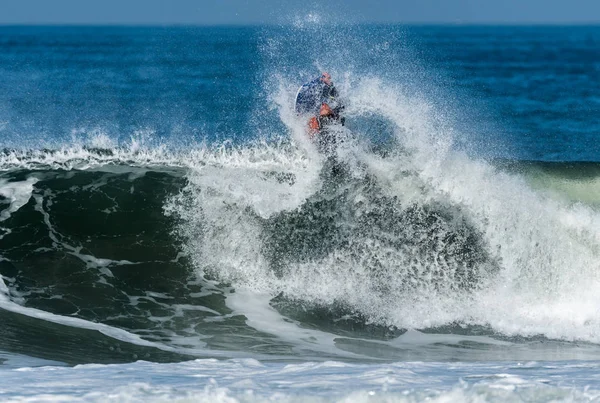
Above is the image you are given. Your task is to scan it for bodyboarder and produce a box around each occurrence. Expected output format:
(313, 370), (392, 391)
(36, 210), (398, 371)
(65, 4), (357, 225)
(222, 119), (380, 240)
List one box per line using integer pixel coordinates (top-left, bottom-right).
(295, 72), (344, 153)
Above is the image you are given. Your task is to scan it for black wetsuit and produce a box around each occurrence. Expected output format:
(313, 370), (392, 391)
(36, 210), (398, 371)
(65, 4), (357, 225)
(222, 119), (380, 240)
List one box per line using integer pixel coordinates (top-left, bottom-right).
(296, 77), (345, 154)
(296, 78), (344, 118)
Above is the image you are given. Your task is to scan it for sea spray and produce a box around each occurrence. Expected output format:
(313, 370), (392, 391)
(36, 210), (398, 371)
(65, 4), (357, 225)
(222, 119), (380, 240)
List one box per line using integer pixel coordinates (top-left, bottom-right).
(166, 75), (600, 344)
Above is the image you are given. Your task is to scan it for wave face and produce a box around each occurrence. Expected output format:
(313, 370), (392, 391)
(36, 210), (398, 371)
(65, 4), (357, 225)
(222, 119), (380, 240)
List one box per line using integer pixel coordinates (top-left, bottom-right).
(5, 145), (600, 365)
(1, 25), (600, 368)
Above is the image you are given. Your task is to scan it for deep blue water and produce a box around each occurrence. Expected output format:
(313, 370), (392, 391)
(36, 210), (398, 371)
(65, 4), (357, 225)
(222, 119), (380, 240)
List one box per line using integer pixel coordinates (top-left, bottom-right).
(0, 26), (262, 144)
(0, 25), (598, 159)
(414, 25), (600, 160)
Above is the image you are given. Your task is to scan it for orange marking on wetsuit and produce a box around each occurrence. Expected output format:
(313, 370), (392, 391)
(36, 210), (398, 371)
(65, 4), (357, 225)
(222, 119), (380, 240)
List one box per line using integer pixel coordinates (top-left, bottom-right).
(308, 116), (320, 137)
(319, 103), (333, 117)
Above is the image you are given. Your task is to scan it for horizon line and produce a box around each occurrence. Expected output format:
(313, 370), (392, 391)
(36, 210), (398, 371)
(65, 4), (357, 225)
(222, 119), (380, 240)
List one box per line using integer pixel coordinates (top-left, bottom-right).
(0, 21), (599, 28)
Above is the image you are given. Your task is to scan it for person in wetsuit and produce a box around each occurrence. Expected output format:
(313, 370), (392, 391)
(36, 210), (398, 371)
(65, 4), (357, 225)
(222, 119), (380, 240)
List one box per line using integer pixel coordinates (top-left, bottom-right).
(295, 72), (344, 153)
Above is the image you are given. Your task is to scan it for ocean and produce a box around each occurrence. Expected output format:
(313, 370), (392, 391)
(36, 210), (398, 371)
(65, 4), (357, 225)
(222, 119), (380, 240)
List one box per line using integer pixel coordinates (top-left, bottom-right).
(0, 22), (599, 401)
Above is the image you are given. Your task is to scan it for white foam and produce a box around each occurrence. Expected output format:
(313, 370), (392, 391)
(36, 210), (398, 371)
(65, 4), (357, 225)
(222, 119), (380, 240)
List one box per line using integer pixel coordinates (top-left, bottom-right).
(0, 275), (11, 303)
(0, 352), (65, 369)
(0, 177), (38, 222)
(1, 359), (599, 402)
(226, 289), (363, 360)
(342, 81), (600, 341)
(0, 293), (182, 352)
